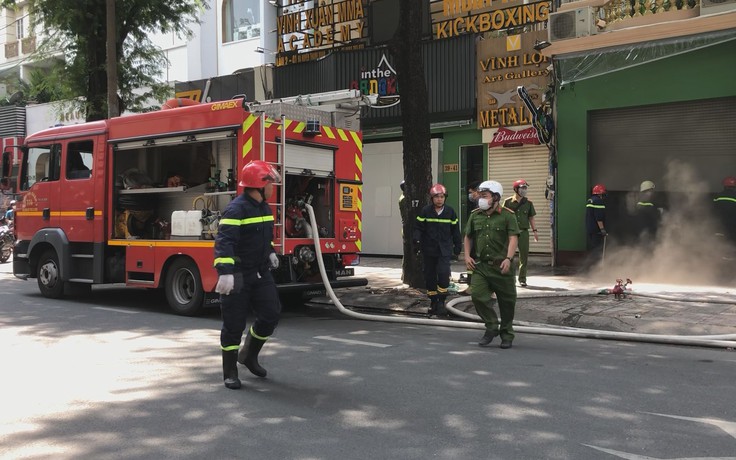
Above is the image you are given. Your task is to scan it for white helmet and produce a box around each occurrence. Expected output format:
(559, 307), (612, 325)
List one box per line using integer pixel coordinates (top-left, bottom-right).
(640, 180), (655, 192)
(477, 180), (503, 197)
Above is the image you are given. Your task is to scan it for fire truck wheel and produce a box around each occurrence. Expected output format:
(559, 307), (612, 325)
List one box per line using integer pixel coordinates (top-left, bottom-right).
(164, 258), (204, 316)
(37, 249), (64, 299)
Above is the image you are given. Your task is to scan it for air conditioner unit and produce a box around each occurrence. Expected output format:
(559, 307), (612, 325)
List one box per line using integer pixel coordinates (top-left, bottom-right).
(548, 7), (598, 42)
(700, 0), (736, 15)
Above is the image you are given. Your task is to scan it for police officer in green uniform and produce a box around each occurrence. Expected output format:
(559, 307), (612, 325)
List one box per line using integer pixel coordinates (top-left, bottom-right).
(464, 180), (519, 349)
(503, 179), (538, 287)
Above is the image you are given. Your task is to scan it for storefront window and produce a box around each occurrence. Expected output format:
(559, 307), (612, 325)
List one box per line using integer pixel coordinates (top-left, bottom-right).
(223, 0), (261, 43)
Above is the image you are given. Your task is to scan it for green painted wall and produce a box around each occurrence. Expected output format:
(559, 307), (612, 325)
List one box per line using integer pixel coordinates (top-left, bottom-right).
(555, 40), (736, 253)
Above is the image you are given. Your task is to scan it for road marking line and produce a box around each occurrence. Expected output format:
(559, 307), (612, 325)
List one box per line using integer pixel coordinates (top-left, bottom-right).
(314, 335), (392, 348)
(92, 307), (138, 314)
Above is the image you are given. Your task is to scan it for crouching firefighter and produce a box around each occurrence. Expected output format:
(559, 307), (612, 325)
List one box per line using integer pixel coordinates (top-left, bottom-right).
(214, 160), (283, 390)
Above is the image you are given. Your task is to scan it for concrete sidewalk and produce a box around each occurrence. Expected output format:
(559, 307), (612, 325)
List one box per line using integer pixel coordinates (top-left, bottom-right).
(313, 255), (736, 337)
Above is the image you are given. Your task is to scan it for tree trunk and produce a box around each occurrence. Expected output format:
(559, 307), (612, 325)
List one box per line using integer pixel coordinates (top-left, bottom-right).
(86, 5), (108, 122)
(389, 0), (432, 289)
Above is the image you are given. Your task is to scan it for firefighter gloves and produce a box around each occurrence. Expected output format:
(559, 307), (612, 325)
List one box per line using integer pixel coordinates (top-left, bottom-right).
(215, 274), (235, 295)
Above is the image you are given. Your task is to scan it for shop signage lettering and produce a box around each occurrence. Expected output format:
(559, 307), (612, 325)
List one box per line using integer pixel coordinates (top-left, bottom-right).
(349, 54), (399, 101)
(435, 1), (550, 39)
(488, 126), (540, 148)
(477, 30), (550, 129)
(479, 107), (532, 129)
(277, 0), (366, 54)
(442, 0), (487, 15)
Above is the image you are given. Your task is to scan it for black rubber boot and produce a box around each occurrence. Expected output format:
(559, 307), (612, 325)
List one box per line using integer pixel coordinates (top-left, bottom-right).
(238, 330), (268, 378)
(427, 297), (439, 317)
(436, 296), (449, 317)
(222, 350), (241, 389)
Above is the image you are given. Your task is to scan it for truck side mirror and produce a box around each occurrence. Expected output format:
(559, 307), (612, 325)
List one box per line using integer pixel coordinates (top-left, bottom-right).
(1, 151), (9, 178)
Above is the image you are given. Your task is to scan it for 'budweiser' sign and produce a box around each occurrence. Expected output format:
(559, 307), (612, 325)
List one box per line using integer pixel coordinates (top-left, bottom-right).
(489, 126), (540, 148)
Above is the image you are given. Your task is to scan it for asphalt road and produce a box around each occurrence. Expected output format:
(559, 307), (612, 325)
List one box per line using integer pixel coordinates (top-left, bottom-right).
(1, 275), (735, 460)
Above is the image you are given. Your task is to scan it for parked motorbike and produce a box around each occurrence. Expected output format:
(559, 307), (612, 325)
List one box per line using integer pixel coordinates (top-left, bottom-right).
(0, 217), (13, 263)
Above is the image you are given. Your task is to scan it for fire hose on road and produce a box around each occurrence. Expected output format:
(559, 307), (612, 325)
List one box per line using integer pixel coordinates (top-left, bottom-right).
(305, 204), (736, 349)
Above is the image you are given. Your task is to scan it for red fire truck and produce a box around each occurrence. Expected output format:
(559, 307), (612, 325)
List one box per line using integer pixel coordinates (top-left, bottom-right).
(12, 91), (367, 315)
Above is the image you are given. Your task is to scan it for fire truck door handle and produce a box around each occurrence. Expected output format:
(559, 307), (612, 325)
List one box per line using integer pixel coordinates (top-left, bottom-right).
(85, 207), (95, 220)
(42, 208), (50, 221)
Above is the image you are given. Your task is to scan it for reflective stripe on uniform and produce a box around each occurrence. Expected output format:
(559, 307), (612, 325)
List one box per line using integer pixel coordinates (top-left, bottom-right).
(214, 257), (235, 266)
(220, 215), (275, 226)
(714, 197), (736, 203)
(586, 204), (605, 209)
(637, 202), (654, 207)
(416, 216), (459, 224)
(221, 345), (239, 351)
(250, 326), (269, 341)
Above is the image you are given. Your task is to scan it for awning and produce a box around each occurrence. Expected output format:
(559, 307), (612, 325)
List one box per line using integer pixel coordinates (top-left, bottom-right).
(555, 29), (736, 86)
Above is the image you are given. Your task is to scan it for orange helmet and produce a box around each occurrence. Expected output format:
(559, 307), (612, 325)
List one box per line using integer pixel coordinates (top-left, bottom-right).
(429, 183), (447, 197)
(513, 179), (529, 190)
(239, 160), (281, 188)
(592, 183), (607, 195)
(723, 176), (736, 188)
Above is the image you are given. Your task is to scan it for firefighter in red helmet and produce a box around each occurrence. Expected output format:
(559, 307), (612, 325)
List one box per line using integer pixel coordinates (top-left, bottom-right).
(412, 183), (462, 317)
(214, 160), (282, 390)
(586, 183), (608, 265)
(714, 176), (736, 243)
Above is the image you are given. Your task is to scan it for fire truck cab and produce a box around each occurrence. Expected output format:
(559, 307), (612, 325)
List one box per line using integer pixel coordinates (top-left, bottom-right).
(13, 90), (367, 315)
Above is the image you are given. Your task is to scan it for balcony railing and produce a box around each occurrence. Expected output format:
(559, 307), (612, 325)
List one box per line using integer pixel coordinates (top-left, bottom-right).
(4, 41), (18, 59)
(601, 0), (701, 27)
(21, 36), (36, 55)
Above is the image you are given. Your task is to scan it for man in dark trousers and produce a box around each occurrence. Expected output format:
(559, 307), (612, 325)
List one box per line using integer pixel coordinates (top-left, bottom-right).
(214, 160), (282, 390)
(413, 183), (462, 317)
(714, 176), (736, 244)
(503, 179), (538, 287)
(586, 183), (608, 266)
(634, 180), (661, 246)
(464, 180), (519, 349)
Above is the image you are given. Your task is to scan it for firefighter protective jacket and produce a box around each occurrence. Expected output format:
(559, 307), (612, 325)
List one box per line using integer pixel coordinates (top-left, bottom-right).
(714, 190), (736, 241)
(413, 204), (462, 257)
(585, 195), (606, 235)
(214, 193), (275, 276)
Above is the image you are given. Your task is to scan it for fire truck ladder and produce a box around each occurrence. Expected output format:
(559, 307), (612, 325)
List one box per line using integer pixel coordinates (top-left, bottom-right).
(259, 112), (287, 255)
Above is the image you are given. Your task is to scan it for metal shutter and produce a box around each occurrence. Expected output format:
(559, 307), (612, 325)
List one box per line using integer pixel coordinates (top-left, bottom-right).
(488, 145), (552, 254)
(589, 96), (736, 192)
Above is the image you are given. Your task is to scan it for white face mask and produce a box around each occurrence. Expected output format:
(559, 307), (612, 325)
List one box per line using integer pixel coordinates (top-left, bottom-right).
(468, 193), (478, 203)
(478, 198), (492, 210)
(518, 188), (528, 197)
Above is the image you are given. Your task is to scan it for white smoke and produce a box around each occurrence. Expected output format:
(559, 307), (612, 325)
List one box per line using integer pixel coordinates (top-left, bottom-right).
(588, 160), (735, 286)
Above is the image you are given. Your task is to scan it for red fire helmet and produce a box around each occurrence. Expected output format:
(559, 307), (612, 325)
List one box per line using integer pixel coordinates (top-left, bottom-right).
(429, 183), (447, 197)
(723, 176), (736, 188)
(592, 183), (607, 195)
(239, 160), (281, 188)
(513, 179), (529, 190)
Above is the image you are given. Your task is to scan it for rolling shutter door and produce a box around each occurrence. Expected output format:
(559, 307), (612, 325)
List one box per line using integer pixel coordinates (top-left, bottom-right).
(589, 97), (736, 190)
(283, 143), (334, 176)
(488, 145), (552, 254)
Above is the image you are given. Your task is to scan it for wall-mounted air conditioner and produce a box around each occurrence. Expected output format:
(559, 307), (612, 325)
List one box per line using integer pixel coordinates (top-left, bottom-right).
(700, 0), (736, 15)
(548, 6), (599, 42)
